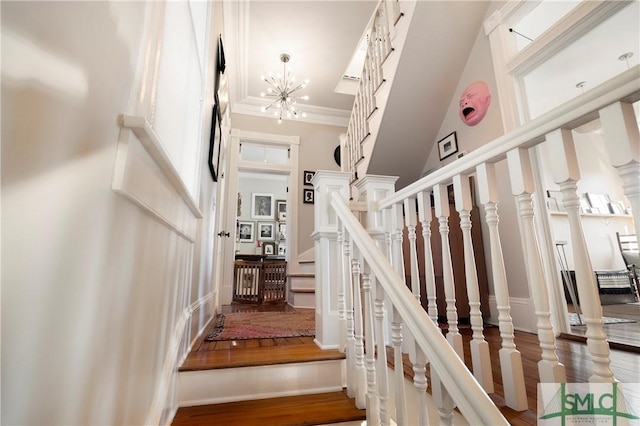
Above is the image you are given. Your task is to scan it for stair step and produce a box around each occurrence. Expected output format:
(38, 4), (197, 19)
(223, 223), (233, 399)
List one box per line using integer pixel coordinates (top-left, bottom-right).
(172, 390), (365, 426)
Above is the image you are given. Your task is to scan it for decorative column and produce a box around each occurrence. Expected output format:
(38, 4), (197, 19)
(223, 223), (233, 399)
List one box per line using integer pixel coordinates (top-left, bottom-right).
(476, 162), (528, 411)
(354, 175), (398, 249)
(599, 101), (640, 238)
(545, 129), (615, 383)
(506, 149), (566, 384)
(312, 171), (351, 349)
(452, 174), (494, 392)
(433, 183), (463, 357)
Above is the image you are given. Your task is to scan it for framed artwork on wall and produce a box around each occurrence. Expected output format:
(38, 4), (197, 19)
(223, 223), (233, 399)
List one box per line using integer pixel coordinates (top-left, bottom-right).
(207, 99), (222, 181)
(263, 242), (275, 256)
(437, 131), (458, 161)
(251, 193), (274, 219)
(276, 199), (287, 221)
(238, 221), (255, 242)
(303, 170), (315, 186)
(258, 222), (275, 241)
(303, 188), (314, 204)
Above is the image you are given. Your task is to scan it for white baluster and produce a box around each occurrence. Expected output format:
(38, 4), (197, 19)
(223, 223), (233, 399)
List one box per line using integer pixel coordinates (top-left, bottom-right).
(390, 203), (405, 279)
(546, 129), (615, 382)
(507, 148), (566, 384)
(417, 190), (438, 323)
(404, 198), (421, 302)
(390, 307), (407, 425)
(374, 280), (390, 426)
(337, 226), (346, 353)
(342, 224), (357, 397)
(476, 162), (528, 411)
(409, 342), (431, 426)
(599, 101), (640, 238)
(362, 265), (380, 425)
(352, 249), (367, 409)
(452, 174), (494, 392)
(433, 184), (463, 357)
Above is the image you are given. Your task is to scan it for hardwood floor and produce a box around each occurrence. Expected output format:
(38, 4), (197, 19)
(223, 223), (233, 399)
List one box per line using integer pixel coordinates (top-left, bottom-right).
(566, 302), (640, 349)
(176, 302), (640, 425)
(180, 302), (344, 372)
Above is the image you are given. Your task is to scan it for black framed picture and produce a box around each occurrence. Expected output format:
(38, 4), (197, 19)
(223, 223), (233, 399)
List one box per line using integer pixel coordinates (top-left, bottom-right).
(208, 99), (222, 181)
(437, 131), (458, 161)
(303, 170), (315, 186)
(303, 188), (314, 204)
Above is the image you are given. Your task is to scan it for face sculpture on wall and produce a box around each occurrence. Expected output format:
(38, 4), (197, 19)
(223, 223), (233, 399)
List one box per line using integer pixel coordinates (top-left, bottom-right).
(459, 81), (491, 126)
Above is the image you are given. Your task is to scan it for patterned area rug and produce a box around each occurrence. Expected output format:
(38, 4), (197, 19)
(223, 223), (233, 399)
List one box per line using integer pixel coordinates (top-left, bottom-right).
(205, 310), (315, 341)
(568, 312), (636, 326)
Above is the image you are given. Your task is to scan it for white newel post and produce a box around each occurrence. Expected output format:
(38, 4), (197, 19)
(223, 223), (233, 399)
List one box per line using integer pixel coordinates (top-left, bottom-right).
(476, 162), (528, 411)
(312, 171), (352, 349)
(452, 174), (494, 393)
(506, 148), (566, 384)
(545, 129), (615, 383)
(599, 101), (640, 239)
(433, 184), (463, 357)
(355, 175), (398, 249)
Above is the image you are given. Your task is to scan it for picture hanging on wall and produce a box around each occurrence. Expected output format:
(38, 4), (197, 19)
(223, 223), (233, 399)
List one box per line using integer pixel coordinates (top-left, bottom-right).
(258, 222), (275, 241)
(437, 131), (458, 161)
(207, 98), (222, 181)
(303, 188), (314, 204)
(303, 170), (315, 186)
(251, 193), (274, 219)
(238, 221), (255, 242)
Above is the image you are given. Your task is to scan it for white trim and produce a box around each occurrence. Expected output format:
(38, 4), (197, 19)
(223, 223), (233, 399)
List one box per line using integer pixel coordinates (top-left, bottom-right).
(486, 295), (536, 333)
(145, 292), (214, 426)
(232, 97), (350, 128)
(118, 114), (203, 218)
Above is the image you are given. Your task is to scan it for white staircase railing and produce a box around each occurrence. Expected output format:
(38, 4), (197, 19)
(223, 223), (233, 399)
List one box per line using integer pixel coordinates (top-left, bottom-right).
(344, 0), (401, 181)
(313, 66), (639, 423)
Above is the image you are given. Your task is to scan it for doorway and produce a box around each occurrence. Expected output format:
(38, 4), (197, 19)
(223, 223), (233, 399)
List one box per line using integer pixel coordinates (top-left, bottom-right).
(216, 129), (300, 309)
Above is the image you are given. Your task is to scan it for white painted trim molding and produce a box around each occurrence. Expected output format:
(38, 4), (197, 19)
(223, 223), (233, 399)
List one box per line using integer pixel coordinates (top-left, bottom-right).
(486, 295), (536, 333)
(146, 292), (214, 426)
(118, 114), (203, 218)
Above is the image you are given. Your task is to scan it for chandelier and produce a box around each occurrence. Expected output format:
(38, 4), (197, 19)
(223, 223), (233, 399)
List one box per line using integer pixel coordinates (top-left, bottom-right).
(260, 53), (309, 123)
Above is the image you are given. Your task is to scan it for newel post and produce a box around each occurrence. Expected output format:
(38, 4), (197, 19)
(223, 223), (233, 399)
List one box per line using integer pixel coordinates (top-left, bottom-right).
(599, 101), (640, 238)
(312, 171), (352, 349)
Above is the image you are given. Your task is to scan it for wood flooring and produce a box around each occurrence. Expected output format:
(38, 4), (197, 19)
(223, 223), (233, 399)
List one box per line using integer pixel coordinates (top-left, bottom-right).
(174, 302), (640, 426)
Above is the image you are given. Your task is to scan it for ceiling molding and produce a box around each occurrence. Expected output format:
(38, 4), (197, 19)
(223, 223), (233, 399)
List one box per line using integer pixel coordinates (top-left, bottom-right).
(223, 0), (350, 129)
(232, 96), (350, 127)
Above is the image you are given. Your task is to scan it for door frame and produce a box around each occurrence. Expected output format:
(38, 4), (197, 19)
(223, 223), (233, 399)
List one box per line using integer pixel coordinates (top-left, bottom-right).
(217, 129), (300, 308)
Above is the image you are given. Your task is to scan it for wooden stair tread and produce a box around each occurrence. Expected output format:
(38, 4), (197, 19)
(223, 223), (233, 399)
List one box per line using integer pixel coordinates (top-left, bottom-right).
(181, 338), (343, 371)
(172, 390), (365, 426)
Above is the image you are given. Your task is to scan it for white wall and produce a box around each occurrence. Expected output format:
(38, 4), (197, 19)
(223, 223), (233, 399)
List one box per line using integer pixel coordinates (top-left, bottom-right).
(230, 113), (343, 254)
(1, 2), (221, 424)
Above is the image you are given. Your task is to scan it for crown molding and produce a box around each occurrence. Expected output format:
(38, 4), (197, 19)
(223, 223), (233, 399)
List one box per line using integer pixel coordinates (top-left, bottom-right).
(232, 96), (350, 128)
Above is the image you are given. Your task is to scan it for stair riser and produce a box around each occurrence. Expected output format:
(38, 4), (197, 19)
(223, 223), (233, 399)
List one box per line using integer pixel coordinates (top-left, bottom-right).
(177, 359), (344, 407)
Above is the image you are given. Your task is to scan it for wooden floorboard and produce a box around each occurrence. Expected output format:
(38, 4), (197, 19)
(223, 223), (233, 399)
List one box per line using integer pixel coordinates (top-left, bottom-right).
(177, 302), (640, 425)
(172, 390), (366, 426)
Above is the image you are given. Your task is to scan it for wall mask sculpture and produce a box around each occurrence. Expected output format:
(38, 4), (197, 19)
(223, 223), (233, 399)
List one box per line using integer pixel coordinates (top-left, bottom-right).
(459, 80), (491, 126)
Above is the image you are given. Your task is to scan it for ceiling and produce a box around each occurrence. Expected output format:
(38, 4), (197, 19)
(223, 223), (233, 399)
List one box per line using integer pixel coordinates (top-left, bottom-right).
(222, 1), (378, 127)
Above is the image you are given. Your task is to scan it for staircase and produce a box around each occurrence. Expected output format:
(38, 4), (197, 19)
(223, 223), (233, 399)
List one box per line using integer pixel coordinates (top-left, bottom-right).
(173, 305), (359, 425)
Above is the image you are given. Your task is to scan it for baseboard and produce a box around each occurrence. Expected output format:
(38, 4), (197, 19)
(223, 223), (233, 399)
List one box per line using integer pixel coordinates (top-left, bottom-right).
(146, 293), (214, 426)
(486, 295), (536, 333)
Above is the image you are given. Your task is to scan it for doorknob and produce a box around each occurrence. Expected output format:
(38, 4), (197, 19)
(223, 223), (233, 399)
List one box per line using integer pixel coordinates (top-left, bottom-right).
(217, 231), (230, 237)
